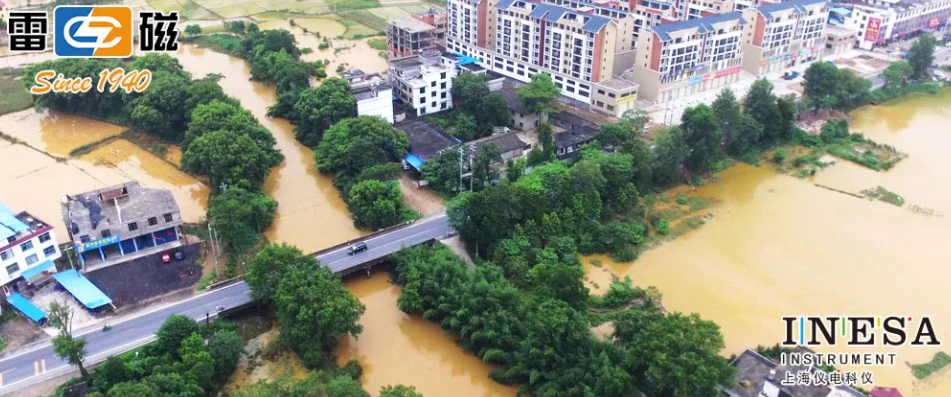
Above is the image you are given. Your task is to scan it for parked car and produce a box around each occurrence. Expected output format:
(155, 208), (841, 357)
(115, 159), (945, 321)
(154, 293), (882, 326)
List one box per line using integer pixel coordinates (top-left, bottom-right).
(347, 242), (368, 255)
(161, 252), (171, 264)
(782, 71), (800, 80)
(173, 250), (185, 261)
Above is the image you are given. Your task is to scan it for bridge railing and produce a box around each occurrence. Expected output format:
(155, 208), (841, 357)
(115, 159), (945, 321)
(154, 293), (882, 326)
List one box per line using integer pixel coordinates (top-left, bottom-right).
(310, 213), (444, 258)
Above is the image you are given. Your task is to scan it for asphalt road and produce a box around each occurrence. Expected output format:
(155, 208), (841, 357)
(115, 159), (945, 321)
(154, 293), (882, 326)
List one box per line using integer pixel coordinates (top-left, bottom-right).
(0, 214), (452, 395)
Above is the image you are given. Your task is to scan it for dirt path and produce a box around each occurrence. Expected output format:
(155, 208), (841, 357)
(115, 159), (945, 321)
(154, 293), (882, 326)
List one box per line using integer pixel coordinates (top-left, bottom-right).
(398, 174), (446, 217)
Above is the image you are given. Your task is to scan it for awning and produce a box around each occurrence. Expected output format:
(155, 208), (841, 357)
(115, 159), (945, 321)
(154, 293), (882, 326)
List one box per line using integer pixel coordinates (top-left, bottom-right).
(53, 269), (113, 309)
(5, 293), (46, 323)
(453, 53), (481, 66)
(829, 7), (851, 15)
(21, 260), (55, 279)
(404, 153), (425, 171)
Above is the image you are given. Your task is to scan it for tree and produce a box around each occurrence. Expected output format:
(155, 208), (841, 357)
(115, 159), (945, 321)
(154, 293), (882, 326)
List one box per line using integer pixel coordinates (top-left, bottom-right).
(185, 99), (281, 165)
(315, 116), (409, 177)
(207, 330), (244, 381)
(452, 113), (478, 141)
(803, 61), (840, 113)
(208, 187), (278, 254)
(711, 88), (741, 131)
(651, 127), (688, 186)
(184, 24), (202, 35)
(422, 146), (464, 195)
(680, 104), (722, 172)
(743, 79), (782, 144)
(908, 35), (937, 78)
(726, 114), (763, 156)
(156, 315), (200, 357)
(537, 123), (555, 161)
(378, 385), (424, 397)
(619, 109), (650, 137)
(182, 129), (275, 191)
(48, 301), (89, 378)
(292, 78), (356, 147)
(615, 311), (736, 397)
(528, 250), (588, 309)
(820, 119), (850, 143)
(451, 73), (490, 113)
(224, 20), (248, 35)
(472, 94), (510, 136)
(883, 60), (913, 87)
(517, 73), (560, 113)
(347, 180), (405, 230)
(596, 123), (631, 149)
(619, 139), (653, 191)
(472, 143), (502, 190)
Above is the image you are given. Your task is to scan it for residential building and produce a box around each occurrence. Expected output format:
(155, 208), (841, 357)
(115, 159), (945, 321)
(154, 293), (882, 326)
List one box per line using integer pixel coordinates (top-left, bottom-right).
(825, 24), (858, 56)
(551, 111), (599, 158)
(837, 0), (951, 50)
(1, 202), (61, 295)
(740, 0), (829, 76)
(466, 132), (531, 160)
(389, 50), (459, 116)
(632, 12), (746, 102)
(388, 17), (440, 58)
(346, 71), (395, 124)
(397, 118), (463, 172)
(499, 86), (549, 130)
(414, 8), (449, 43)
(446, 0), (639, 107)
(590, 69), (638, 116)
(722, 347), (869, 397)
(61, 181), (182, 269)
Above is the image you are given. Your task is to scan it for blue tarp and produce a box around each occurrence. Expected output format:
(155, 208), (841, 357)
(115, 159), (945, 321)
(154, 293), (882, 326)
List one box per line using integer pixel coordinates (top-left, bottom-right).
(6, 293), (46, 323)
(404, 153), (425, 170)
(21, 260), (55, 279)
(0, 201), (28, 241)
(53, 269), (113, 309)
(829, 7), (851, 15)
(452, 53), (481, 66)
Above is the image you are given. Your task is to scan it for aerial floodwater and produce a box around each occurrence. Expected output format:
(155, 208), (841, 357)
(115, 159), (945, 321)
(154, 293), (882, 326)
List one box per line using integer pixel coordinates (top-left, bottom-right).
(586, 89), (951, 397)
(171, 44), (366, 254)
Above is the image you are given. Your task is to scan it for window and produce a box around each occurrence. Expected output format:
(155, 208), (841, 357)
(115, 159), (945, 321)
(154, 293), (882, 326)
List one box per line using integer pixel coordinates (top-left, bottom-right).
(128, 222), (138, 231)
(431, 81), (436, 87)
(148, 217), (158, 226)
(101, 229), (111, 238)
(164, 213), (173, 222)
(25, 254), (38, 265)
(0, 250), (9, 260)
(441, 72), (447, 79)
(38, 232), (51, 243)
(441, 82), (447, 89)
(44, 246), (56, 257)
(6, 263), (19, 275)
(20, 241), (33, 252)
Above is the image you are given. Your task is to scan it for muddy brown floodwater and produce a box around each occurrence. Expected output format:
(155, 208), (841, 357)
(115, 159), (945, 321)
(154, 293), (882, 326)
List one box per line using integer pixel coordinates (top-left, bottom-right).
(585, 89), (951, 397)
(336, 271), (519, 397)
(170, 45), (365, 254)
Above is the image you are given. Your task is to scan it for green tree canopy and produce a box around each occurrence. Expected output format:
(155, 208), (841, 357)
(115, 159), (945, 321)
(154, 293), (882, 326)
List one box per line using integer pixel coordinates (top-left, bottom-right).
(451, 73), (490, 113)
(292, 78), (357, 147)
(315, 116), (409, 177)
(517, 73), (560, 113)
(883, 60), (914, 87)
(347, 179), (405, 230)
(208, 187), (278, 254)
(908, 35), (937, 77)
(182, 129), (275, 191)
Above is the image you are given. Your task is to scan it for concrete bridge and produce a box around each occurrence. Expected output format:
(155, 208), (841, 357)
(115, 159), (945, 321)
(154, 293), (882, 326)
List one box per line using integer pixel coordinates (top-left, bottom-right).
(0, 214), (453, 394)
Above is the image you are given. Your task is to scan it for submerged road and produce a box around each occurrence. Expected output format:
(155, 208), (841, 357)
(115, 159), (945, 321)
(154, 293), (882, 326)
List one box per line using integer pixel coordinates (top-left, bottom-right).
(0, 214), (453, 395)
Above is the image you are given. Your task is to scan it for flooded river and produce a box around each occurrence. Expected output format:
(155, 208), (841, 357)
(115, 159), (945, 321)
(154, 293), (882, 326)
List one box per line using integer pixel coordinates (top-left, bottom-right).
(170, 45), (365, 253)
(585, 90), (951, 396)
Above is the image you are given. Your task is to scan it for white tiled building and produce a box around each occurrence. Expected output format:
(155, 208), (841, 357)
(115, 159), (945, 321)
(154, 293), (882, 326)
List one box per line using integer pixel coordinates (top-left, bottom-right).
(1, 202), (61, 295)
(741, 0), (829, 76)
(389, 50), (458, 116)
(838, 0), (951, 50)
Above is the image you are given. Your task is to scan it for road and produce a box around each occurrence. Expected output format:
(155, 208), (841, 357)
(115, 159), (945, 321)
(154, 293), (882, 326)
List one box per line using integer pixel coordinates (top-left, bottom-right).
(0, 214), (453, 395)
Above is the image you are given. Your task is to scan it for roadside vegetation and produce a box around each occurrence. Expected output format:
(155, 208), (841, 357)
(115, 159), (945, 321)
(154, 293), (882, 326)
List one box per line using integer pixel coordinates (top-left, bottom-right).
(912, 352), (951, 379)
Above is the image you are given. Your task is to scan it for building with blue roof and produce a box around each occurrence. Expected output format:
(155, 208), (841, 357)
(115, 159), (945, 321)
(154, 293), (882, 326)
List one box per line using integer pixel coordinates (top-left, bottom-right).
(632, 11), (748, 102)
(740, 0), (829, 76)
(1, 201), (62, 295)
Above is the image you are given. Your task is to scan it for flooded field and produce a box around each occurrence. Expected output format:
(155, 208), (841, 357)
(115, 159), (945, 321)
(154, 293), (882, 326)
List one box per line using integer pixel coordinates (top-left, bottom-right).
(254, 20), (389, 77)
(335, 271), (519, 397)
(585, 90), (951, 396)
(170, 44), (364, 253)
(0, 110), (126, 157)
(0, 111), (209, 239)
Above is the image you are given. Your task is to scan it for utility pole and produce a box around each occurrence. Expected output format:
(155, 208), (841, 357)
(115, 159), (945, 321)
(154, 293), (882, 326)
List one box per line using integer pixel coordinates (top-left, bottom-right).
(207, 222), (219, 278)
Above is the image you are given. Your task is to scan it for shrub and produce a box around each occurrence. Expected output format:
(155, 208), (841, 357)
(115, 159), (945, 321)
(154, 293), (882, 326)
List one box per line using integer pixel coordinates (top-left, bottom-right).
(772, 149), (787, 164)
(675, 195), (687, 205)
(319, 42), (330, 50)
(656, 218), (670, 235)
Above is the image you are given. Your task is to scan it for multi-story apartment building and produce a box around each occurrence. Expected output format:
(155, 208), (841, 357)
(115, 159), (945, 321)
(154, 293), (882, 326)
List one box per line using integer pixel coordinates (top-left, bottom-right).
(414, 8), (448, 42)
(344, 70), (396, 124)
(632, 12), (746, 102)
(389, 50), (458, 116)
(388, 17), (441, 58)
(740, 0), (828, 76)
(838, 0), (951, 50)
(1, 202), (61, 295)
(447, 0), (640, 115)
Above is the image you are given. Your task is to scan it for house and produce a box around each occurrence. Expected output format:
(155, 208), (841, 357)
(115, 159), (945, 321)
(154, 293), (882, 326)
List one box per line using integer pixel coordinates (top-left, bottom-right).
(389, 50), (458, 116)
(396, 118), (462, 172)
(551, 111), (599, 159)
(740, 0), (829, 76)
(869, 387), (905, 397)
(465, 132), (530, 161)
(499, 86), (547, 131)
(722, 347), (868, 397)
(824, 24), (858, 57)
(387, 17), (440, 58)
(347, 71), (395, 124)
(61, 181), (183, 269)
(1, 201), (61, 296)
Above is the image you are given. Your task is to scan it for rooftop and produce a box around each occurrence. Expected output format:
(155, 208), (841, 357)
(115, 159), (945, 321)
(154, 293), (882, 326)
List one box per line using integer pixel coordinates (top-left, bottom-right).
(598, 76), (639, 91)
(551, 110), (600, 131)
(61, 181), (181, 244)
(466, 132), (530, 154)
(497, 0), (612, 33)
(396, 119), (461, 159)
(826, 24), (859, 36)
(389, 16), (437, 33)
(756, 0), (827, 19)
(414, 8), (445, 16)
(352, 82), (392, 101)
(870, 387), (906, 397)
(0, 201), (53, 250)
(651, 12), (747, 42)
(725, 348), (866, 397)
(554, 125), (597, 148)
(499, 86), (529, 114)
